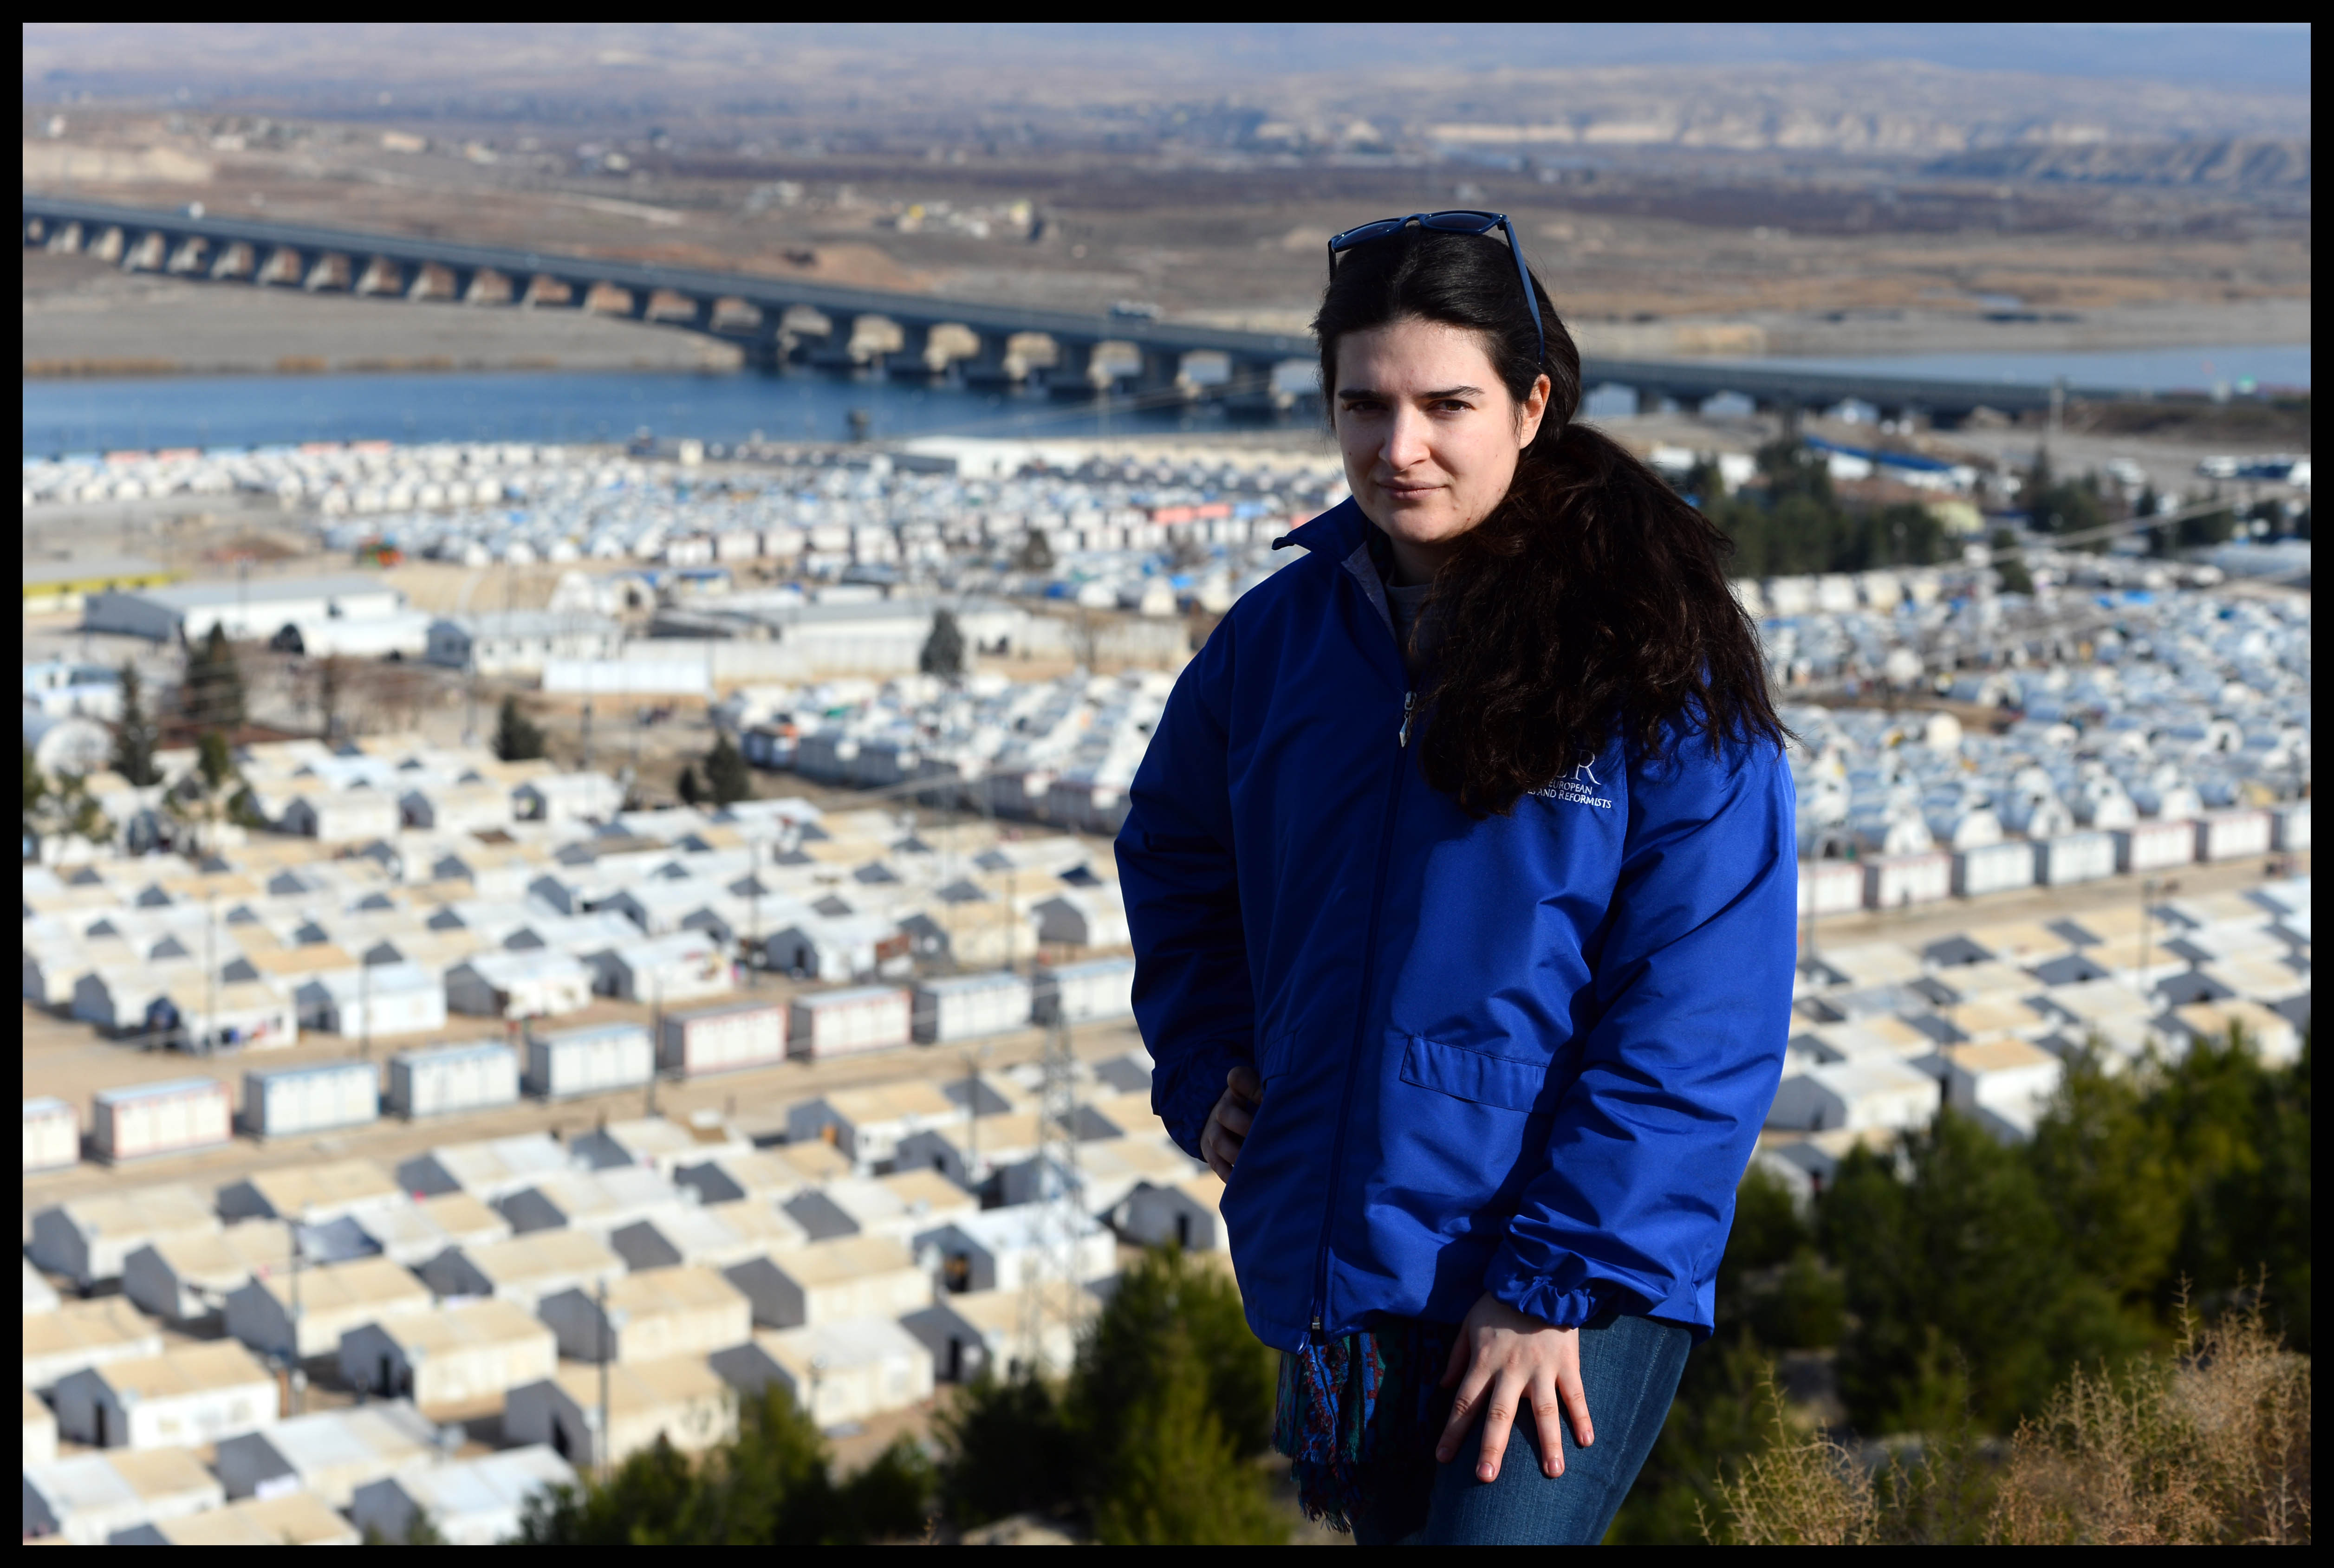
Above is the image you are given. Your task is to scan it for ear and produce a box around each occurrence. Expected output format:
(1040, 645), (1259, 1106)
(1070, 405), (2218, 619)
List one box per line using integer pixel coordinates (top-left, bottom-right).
(1516, 374), (1553, 448)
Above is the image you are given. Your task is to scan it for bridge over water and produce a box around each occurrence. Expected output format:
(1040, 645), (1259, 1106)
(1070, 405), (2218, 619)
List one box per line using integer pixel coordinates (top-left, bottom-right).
(25, 195), (2130, 421)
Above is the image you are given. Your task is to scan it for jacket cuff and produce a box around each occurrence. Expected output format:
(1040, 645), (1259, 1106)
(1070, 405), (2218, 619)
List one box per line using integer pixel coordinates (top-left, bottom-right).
(1483, 1248), (1611, 1329)
(1153, 1042), (1244, 1161)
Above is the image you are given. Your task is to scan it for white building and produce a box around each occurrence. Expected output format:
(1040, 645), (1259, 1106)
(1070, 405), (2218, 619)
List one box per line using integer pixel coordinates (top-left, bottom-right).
(52, 1341), (277, 1451)
(425, 611), (624, 676)
(903, 1283), (1084, 1383)
(212, 1402), (441, 1508)
(396, 1131), (569, 1201)
(280, 790), (403, 843)
(743, 1318), (936, 1428)
(1118, 1173), (1228, 1253)
(504, 1356), (740, 1471)
(916, 1206), (1118, 1294)
(722, 1236), (932, 1330)
(23, 1297), (169, 1393)
(293, 960), (448, 1038)
(588, 929), (732, 1004)
(31, 1182), (220, 1287)
(538, 1265), (754, 1364)
(416, 1230), (626, 1311)
(1767, 1058), (1941, 1134)
(340, 1297), (558, 1417)
(445, 949), (595, 1019)
(348, 1446), (577, 1546)
(82, 573), (410, 644)
(224, 1255), (436, 1360)
(23, 1448), (227, 1545)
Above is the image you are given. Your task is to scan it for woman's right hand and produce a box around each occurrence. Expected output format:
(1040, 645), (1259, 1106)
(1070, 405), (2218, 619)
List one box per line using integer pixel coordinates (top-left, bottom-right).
(1200, 1064), (1262, 1180)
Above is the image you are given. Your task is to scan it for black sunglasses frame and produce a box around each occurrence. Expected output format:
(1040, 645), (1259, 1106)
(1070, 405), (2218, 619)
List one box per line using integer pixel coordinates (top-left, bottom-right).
(1326, 210), (1546, 364)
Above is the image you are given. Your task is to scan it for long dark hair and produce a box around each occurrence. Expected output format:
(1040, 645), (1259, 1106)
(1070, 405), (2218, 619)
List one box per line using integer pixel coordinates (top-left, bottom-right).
(1315, 228), (1784, 817)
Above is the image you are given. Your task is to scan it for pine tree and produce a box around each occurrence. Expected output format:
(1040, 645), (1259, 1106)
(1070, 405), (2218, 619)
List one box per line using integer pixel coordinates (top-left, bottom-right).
(704, 734), (751, 806)
(920, 608), (966, 677)
(197, 729), (235, 792)
(185, 623), (246, 729)
(1016, 529), (1055, 572)
(493, 696), (546, 762)
(677, 764), (702, 806)
(317, 656), (345, 739)
(110, 661), (159, 785)
(1092, 1323), (1286, 1545)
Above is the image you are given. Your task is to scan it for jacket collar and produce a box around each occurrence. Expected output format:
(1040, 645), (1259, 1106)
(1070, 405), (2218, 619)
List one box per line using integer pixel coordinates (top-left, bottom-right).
(1272, 495), (1369, 558)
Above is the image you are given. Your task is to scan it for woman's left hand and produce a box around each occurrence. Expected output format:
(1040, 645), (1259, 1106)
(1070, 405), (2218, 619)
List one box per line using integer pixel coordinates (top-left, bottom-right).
(1436, 1291), (1595, 1482)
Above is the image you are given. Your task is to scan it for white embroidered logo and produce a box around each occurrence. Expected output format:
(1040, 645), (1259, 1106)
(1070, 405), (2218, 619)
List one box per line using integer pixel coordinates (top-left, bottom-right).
(1535, 759), (1614, 810)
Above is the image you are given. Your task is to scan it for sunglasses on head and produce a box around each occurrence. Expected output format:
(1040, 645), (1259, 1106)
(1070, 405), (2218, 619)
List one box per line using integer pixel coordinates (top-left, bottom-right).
(1326, 210), (1545, 365)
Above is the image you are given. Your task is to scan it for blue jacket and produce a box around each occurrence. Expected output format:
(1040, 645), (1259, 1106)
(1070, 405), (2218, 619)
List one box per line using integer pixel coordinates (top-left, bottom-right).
(1114, 498), (1796, 1351)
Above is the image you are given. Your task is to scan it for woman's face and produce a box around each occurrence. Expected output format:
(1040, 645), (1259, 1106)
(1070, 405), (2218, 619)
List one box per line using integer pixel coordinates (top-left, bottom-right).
(1332, 317), (1550, 580)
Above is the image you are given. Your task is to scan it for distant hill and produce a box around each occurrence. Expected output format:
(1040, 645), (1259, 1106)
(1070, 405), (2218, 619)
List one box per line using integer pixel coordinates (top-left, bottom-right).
(1923, 138), (2310, 190)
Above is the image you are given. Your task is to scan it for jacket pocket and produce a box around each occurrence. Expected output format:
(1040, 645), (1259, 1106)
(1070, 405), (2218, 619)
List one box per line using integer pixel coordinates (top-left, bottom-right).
(1398, 1035), (1560, 1115)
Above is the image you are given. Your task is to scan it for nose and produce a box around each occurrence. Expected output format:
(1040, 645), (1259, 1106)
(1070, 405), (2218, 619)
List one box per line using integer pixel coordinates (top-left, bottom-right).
(1380, 403), (1432, 475)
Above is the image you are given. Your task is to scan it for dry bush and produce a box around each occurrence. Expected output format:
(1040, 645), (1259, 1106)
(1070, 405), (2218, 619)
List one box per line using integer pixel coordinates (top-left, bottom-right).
(1990, 1293), (2311, 1545)
(1711, 1296), (2310, 1547)
(1705, 1377), (1879, 1544)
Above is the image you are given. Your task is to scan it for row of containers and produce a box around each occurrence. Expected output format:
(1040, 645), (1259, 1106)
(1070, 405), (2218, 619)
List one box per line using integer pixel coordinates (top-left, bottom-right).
(1799, 806), (2309, 919)
(25, 959), (1136, 1171)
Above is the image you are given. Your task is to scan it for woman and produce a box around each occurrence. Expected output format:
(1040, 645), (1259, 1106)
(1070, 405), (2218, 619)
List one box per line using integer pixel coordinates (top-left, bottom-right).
(1115, 214), (1796, 1545)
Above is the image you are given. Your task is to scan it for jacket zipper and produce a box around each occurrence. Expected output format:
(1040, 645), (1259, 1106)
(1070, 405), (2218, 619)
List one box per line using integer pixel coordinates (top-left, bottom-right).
(1310, 684), (1413, 1335)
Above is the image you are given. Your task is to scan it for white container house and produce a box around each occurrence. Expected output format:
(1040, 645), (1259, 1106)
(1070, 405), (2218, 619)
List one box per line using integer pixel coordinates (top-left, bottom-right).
(25, 1094), (80, 1172)
(1037, 957), (1137, 1023)
(2032, 831), (2117, 887)
(216, 1156), (405, 1224)
(388, 1040), (521, 1118)
(788, 985), (913, 1059)
(1953, 841), (2037, 898)
(1861, 852), (1950, 911)
(395, 1131), (568, 1201)
(212, 1402), (441, 1508)
(588, 930), (732, 1004)
(241, 1059), (380, 1138)
(2270, 801), (2310, 851)
(31, 1182), (221, 1287)
(123, 1222), (294, 1323)
(1119, 1173), (1229, 1253)
(494, 1165), (678, 1238)
(2197, 809), (2273, 862)
(2115, 818), (2196, 873)
(1767, 1058), (1940, 1134)
(280, 790), (403, 843)
(722, 1236), (933, 1329)
(91, 1077), (233, 1163)
(503, 1358), (739, 1471)
(660, 998), (789, 1076)
(293, 961), (448, 1039)
(570, 1113), (754, 1179)
(416, 1230), (626, 1311)
(527, 1021), (655, 1098)
(52, 1341), (277, 1451)
(350, 1190), (512, 1267)
(23, 1448), (227, 1545)
(902, 1284), (1082, 1384)
(445, 949), (596, 1020)
(225, 1255), (436, 1360)
(117, 1491), (362, 1545)
(538, 1265), (754, 1364)
(785, 1081), (960, 1168)
(340, 1297), (558, 1417)
(26, 1387), (59, 1466)
(913, 971), (1035, 1043)
(348, 1446), (577, 1546)
(914, 1207), (1118, 1294)
(1796, 862), (1865, 919)
(744, 1318), (935, 1429)
(23, 1298), (169, 1393)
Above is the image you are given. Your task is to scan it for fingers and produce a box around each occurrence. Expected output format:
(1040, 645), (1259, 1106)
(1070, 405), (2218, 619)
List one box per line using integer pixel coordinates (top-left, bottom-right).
(1474, 1371), (1521, 1483)
(1227, 1064), (1262, 1103)
(1215, 1095), (1255, 1140)
(1433, 1350), (1489, 1464)
(1557, 1353), (1595, 1451)
(1530, 1371), (1567, 1479)
(1200, 1116), (1237, 1181)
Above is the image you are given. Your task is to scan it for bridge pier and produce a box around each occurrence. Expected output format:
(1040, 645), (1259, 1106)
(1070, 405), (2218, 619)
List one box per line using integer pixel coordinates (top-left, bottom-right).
(45, 220), (83, 254)
(166, 236), (208, 274)
(884, 323), (936, 380)
(351, 256), (399, 296)
(209, 241), (254, 281)
(1045, 340), (1098, 400)
(120, 230), (167, 272)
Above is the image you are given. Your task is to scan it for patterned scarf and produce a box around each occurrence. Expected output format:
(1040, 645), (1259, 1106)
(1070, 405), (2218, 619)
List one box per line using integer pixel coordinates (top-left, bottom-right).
(1273, 1315), (1457, 1533)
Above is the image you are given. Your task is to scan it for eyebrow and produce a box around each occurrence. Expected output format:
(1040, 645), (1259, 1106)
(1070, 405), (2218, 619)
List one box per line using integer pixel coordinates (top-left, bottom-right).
(1335, 384), (1486, 400)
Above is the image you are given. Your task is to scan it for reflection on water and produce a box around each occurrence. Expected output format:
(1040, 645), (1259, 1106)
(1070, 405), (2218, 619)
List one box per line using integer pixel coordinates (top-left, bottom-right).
(20, 367), (1271, 457)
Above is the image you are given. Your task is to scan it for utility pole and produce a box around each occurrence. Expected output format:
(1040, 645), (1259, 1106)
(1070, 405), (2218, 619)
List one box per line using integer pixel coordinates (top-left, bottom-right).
(288, 1210), (307, 1415)
(1021, 1013), (1085, 1374)
(205, 893), (218, 1056)
(358, 954), (372, 1060)
(646, 973), (662, 1117)
(596, 1276), (611, 1479)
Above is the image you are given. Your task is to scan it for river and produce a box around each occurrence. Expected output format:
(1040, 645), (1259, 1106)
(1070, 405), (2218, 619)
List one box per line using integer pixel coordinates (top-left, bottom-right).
(20, 343), (2310, 457)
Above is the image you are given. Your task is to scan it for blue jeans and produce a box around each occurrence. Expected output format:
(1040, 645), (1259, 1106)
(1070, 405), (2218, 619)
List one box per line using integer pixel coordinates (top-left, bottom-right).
(1351, 1311), (1691, 1546)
